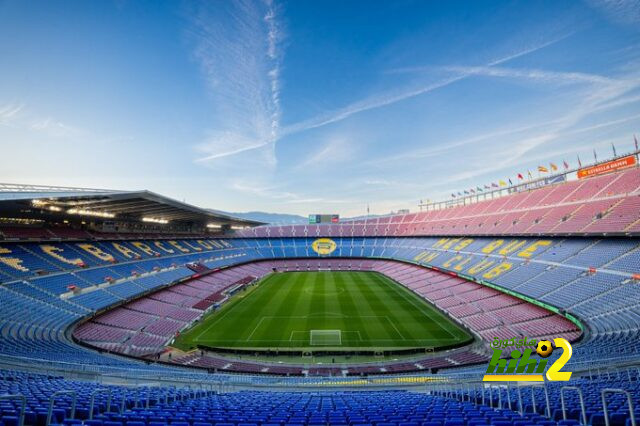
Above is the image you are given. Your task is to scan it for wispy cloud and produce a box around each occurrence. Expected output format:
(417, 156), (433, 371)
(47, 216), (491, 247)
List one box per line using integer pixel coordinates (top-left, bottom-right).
(485, 34), (575, 66)
(0, 103), (24, 125)
(0, 103), (80, 137)
(356, 61), (640, 203)
(30, 117), (81, 137)
(585, 0), (640, 26)
(231, 180), (354, 205)
(296, 135), (356, 170)
(264, 0), (281, 142)
(194, 132), (270, 163)
(368, 120), (560, 166)
(595, 92), (640, 111)
(370, 64), (639, 167)
(189, 0), (283, 164)
(191, 28), (573, 167)
(362, 178), (393, 186)
(280, 34), (573, 137)
(409, 101), (640, 193)
(441, 65), (616, 86)
(232, 181), (298, 200)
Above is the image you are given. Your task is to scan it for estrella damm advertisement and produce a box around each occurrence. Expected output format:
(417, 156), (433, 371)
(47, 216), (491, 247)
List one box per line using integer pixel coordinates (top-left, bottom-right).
(483, 337), (573, 382)
(311, 238), (337, 255)
(577, 155), (636, 179)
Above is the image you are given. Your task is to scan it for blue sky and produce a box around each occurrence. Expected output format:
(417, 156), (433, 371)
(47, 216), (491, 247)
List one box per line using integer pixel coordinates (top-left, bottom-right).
(1, 0), (639, 216)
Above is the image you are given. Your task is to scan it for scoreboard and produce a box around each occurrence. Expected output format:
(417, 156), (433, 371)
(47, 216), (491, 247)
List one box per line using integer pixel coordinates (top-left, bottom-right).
(309, 214), (339, 224)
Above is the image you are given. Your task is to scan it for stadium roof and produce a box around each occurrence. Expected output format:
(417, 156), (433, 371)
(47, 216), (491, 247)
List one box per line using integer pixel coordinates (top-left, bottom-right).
(0, 182), (262, 227)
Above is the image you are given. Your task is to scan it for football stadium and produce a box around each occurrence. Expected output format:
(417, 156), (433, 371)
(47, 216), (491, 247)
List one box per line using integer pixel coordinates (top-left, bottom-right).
(1, 1), (640, 425)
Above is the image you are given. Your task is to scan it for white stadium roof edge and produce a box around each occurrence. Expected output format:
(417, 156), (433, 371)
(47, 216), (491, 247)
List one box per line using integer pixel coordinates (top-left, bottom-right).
(0, 182), (262, 226)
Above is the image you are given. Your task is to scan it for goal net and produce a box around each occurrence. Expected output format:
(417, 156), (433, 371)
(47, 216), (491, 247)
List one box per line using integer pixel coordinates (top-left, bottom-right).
(310, 330), (342, 346)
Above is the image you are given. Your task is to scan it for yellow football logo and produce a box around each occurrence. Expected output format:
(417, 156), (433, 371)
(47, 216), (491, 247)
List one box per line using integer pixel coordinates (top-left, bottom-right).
(536, 340), (553, 358)
(311, 238), (337, 255)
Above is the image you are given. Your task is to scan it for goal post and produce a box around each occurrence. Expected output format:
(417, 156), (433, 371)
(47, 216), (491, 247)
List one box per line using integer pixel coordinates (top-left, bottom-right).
(309, 329), (342, 346)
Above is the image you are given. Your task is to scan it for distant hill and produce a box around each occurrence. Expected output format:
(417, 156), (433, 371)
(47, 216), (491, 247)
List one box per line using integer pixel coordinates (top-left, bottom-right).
(213, 210), (399, 225)
(342, 214), (385, 221)
(213, 210), (308, 225)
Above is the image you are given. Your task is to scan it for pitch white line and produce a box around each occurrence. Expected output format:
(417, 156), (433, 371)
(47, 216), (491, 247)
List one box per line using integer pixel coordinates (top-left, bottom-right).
(289, 330), (306, 342)
(195, 275), (274, 341)
(245, 316), (268, 341)
(379, 274), (456, 339)
(385, 315), (407, 340)
(196, 337), (450, 343)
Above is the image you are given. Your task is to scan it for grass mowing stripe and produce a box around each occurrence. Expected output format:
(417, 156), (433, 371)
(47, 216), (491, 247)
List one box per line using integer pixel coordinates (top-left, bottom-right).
(316, 272), (327, 330)
(194, 274), (274, 342)
(237, 276), (278, 341)
(374, 273), (443, 341)
(172, 271), (472, 351)
(367, 273), (417, 341)
(367, 273), (420, 341)
(289, 273), (315, 344)
(349, 272), (402, 343)
(266, 273), (305, 346)
(334, 270), (371, 344)
(376, 273), (458, 341)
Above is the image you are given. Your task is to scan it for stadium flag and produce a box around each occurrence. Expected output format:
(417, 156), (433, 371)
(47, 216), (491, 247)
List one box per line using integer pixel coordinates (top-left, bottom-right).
(470, 188), (475, 194)
(458, 191), (462, 196)
(484, 184), (491, 189)
(477, 186), (483, 192)
(527, 170), (533, 179)
(577, 154), (582, 168)
(464, 190), (469, 194)
(550, 163), (558, 171)
(538, 165), (548, 173)
(612, 142), (617, 157)
(517, 173), (524, 180)
(508, 178), (513, 185)
(499, 180), (507, 186)
(563, 160), (569, 170)
(635, 134), (638, 151)
(593, 149), (598, 162)
(491, 182), (499, 188)
(451, 193), (456, 198)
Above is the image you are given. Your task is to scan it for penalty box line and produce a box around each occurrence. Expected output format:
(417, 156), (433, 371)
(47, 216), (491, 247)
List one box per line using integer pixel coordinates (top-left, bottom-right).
(310, 330), (342, 346)
(195, 275), (276, 341)
(245, 316), (268, 342)
(244, 315), (429, 344)
(247, 315), (401, 343)
(288, 330), (363, 343)
(379, 274), (456, 340)
(195, 336), (450, 344)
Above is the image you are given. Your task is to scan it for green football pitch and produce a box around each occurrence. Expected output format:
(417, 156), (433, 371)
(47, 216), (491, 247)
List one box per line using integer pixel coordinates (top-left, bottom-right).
(173, 271), (472, 351)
